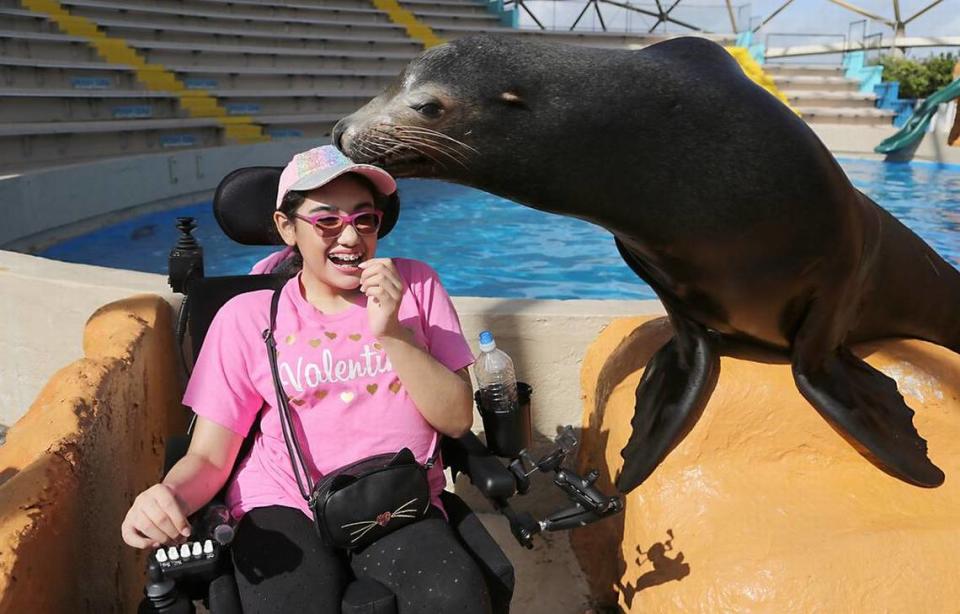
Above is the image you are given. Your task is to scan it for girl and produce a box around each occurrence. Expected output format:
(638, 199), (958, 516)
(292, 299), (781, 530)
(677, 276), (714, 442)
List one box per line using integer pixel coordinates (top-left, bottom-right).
(122, 145), (492, 613)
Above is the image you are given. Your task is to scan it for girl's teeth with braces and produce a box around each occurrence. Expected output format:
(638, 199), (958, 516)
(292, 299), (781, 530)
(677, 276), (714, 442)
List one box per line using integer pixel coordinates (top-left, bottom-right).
(330, 253), (362, 265)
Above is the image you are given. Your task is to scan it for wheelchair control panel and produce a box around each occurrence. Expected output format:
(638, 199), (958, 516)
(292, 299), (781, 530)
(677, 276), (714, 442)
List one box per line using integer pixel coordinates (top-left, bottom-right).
(152, 539), (220, 579)
(139, 504), (238, 613)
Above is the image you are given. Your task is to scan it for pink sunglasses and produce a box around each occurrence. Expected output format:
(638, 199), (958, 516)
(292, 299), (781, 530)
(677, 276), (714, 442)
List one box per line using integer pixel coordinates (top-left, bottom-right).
(292, 209), (384, 238)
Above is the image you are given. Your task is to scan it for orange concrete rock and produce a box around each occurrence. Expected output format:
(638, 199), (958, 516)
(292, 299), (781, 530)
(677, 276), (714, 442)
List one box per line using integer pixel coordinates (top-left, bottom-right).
(0, 295), (185, 613)
(572, 316), (960, 612)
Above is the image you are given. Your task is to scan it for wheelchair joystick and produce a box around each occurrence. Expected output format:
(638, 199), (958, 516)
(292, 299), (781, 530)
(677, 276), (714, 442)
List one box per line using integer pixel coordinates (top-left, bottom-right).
(138, 558), (194, 614)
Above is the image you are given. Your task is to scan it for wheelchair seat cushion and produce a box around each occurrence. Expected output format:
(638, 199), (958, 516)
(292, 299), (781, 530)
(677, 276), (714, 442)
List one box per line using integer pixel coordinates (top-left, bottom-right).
(341, 578), (397, 614)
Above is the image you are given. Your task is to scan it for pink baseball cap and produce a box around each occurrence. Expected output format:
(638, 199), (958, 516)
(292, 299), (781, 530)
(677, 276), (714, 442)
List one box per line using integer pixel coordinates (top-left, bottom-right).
(275, 145), (397, 210)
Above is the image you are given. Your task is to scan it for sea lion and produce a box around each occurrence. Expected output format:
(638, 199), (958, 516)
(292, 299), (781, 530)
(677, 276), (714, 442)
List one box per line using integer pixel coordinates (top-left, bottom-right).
(332, 34), (960, 492)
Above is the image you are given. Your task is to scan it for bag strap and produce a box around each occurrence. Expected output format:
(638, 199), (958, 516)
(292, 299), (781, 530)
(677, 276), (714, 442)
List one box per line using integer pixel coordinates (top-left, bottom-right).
(263, 286), (314, 502)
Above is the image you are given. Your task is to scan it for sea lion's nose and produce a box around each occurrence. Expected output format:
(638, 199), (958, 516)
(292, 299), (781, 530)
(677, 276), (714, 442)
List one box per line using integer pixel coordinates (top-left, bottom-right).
(332, 118), (350, 152)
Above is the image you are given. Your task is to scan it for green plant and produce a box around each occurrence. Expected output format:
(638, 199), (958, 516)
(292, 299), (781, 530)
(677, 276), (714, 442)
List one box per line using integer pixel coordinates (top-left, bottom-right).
(877, 53), (958, 99)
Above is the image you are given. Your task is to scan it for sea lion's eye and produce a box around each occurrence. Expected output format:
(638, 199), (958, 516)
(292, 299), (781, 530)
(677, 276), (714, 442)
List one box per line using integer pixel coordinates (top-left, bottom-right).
(414, 102), (443, 118)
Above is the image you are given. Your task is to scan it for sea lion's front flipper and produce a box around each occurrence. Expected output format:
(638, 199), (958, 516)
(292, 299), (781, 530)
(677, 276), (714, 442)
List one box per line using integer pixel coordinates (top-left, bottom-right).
(615, 315), (720, 493)
(792, 334), (945, 487)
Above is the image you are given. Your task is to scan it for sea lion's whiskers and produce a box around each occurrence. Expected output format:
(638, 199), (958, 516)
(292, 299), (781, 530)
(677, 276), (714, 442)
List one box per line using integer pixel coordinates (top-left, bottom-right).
(393, 130), (478, 162)
(394, 125), (479, 154)
(368, 128), (416, 154)
(356, 131), (395, 155)
(379, 127), (470, 165)
(401, 134), (470, 163)
(395, 134), (469, 169)
(358, 138), (396, 161)
(362, 132), (412, 160)
(354, 139), (383, 161)
(387, 130), (468, 164)
(371, 129), (448, 168)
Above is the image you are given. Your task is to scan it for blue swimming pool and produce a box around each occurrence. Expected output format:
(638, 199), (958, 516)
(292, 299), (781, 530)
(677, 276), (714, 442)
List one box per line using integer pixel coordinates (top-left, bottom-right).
(39, 159), (960, 300)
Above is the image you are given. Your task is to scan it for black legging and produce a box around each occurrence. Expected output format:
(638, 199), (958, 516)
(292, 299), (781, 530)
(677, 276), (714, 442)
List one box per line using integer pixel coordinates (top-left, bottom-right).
(231, 505), (492, 614)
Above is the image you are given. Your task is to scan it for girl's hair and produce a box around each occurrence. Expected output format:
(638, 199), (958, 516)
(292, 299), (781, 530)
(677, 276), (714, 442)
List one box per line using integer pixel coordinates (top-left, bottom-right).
(272, 173), (389, 277)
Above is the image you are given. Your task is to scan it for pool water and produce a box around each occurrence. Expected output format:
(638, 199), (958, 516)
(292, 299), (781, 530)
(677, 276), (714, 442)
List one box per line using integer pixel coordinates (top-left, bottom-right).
(39, 160), (960, 300)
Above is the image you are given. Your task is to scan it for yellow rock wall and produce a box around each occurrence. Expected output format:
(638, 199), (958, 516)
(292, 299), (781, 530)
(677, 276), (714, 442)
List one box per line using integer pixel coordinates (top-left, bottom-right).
(0, 295), (186, 613)
(572, 316), (960, 612)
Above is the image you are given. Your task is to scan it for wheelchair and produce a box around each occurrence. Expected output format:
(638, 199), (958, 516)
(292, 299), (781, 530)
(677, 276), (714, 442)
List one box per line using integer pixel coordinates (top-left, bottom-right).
(138, 166), (623, 614)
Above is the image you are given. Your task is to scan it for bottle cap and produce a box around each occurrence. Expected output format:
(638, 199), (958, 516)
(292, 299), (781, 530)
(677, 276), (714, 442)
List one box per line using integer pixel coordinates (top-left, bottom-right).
(478, 330), (496, 352)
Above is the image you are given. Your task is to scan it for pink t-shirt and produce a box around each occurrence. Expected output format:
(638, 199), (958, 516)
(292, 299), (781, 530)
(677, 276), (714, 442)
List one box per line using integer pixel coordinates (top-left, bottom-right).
(182, 258), (474, 521)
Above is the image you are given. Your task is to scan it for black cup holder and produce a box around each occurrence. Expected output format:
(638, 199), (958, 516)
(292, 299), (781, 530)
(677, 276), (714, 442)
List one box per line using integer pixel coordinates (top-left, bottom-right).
(474, 382), (533, 458)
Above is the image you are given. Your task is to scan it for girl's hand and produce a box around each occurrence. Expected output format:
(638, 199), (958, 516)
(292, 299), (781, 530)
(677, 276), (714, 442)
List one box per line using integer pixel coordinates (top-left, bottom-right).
(358, 258), (405, 338)
(121, 483), (192, 549)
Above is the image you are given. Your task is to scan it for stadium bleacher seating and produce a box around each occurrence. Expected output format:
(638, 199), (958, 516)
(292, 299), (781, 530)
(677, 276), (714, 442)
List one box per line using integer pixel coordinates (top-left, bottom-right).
(1, 0), (695, 172)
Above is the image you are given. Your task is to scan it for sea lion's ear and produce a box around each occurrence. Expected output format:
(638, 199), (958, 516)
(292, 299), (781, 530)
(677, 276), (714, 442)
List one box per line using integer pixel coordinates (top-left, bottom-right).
(499, 91), (527, 108)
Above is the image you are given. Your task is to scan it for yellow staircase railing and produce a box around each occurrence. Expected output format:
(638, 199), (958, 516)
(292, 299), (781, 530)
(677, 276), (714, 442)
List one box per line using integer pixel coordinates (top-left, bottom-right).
(21, 0), (269, 144)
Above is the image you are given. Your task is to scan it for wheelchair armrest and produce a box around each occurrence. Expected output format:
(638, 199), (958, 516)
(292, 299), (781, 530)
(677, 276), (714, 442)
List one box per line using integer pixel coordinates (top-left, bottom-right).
(164, 433), (192, 475)
(441, 433), (516, 500)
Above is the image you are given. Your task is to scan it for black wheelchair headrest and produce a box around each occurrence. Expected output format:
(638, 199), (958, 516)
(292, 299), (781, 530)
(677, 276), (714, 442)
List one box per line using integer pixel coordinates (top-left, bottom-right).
(212, 166), (400, 245)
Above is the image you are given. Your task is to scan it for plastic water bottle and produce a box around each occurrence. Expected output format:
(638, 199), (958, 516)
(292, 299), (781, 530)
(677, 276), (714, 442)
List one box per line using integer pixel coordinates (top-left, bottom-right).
(475, 330), (519, 415)
(474, 331), (532, 458)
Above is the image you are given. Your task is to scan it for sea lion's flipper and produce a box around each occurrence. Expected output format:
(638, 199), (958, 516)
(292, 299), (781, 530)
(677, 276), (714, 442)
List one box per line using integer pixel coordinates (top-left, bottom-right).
(792, 336), (945, 488)
(615, 316), (720, 493)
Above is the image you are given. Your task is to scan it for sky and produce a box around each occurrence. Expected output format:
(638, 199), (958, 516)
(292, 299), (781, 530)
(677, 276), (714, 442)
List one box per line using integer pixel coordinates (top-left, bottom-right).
(519, 0), (959, 57)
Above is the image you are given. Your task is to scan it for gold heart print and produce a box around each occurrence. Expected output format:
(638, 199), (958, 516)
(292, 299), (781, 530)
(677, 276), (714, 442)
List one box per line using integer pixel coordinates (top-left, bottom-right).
(325, 332), (338, 340)
(284, 334), (296, 345)
(339, 391), (355, 403)
(388, 379), (402, 394)
(313, 390), (328, 400)
(290, 398), (305, 406)
(308, 339), (322, 348)
(373, 342), (383, 351)
(366, 384), (378, 394)
(349, 333), (362, 341)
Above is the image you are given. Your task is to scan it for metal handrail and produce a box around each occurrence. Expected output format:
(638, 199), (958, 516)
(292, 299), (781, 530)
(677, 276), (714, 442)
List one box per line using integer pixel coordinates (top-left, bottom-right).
(764, 31), (847, 52)
(845, 18), (867, 54)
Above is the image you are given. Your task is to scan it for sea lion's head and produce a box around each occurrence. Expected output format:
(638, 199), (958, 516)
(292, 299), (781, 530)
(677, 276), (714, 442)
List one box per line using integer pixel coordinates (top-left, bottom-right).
(333, 35), (559, 189)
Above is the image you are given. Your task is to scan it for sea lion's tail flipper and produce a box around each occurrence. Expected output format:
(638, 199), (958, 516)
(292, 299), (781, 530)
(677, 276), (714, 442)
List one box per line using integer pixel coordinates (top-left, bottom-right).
(615, 317), (720, 493)
(792, 342), (945, 488)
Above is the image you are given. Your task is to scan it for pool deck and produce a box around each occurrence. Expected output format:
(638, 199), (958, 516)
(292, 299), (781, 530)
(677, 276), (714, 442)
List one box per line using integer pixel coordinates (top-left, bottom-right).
(812, 123), (960, 166)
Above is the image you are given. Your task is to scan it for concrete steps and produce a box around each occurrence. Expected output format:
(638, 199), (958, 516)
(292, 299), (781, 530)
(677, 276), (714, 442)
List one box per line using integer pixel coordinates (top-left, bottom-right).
(0, 8), (422, 50)
(60, 0), (501, 29)
(0, 87), (381, 122)
(0, 0), (734, 169)
(765, 62), (891, 128)
(0, 56), (400, 92)
(792, 106), (896, 126)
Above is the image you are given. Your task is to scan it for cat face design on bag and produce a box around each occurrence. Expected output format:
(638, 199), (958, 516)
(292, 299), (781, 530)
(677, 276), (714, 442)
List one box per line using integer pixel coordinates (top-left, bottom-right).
(340, 497), (422, 544)
(278, 342), (392, 394)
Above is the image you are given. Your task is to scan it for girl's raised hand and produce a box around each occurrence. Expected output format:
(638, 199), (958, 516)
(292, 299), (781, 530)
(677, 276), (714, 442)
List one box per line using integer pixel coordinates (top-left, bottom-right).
(358, 258), (405, 338)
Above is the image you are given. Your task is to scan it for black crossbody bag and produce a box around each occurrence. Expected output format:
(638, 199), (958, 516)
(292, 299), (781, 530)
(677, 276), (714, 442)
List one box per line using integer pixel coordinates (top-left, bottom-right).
(262, 287), (434, 550)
